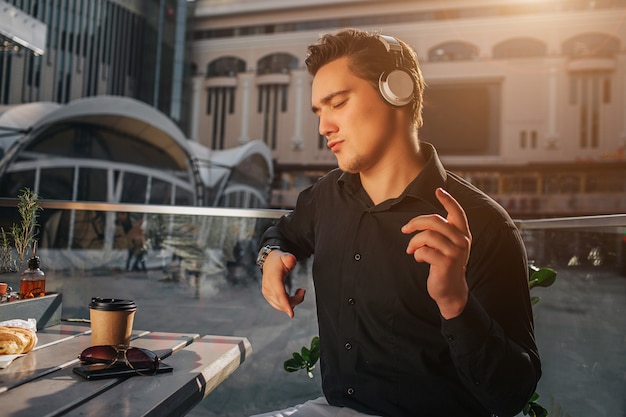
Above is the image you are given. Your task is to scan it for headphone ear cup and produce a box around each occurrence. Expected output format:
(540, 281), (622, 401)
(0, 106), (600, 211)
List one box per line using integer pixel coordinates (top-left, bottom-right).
(378, 69), (414, 107)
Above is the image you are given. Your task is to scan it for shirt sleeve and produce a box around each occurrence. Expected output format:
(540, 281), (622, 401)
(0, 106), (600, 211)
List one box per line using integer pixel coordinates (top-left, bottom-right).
(258, 180), (318, 260)
(440, 221), (541, 417)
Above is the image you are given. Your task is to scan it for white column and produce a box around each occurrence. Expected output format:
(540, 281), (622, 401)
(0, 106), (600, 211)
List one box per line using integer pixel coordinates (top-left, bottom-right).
(545, 63), (560, 149)
(190, 76), (204, 141)
(238, 73), (253, 144)
(291, 71), (305, 150)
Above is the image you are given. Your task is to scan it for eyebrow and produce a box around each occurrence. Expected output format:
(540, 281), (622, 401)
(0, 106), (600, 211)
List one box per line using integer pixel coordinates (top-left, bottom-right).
(311, 89), (350, 115)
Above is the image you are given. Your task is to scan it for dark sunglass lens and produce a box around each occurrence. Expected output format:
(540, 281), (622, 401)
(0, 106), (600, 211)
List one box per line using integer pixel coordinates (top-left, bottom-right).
(79, 346), (118, 364)
(126, 348), (159, 370)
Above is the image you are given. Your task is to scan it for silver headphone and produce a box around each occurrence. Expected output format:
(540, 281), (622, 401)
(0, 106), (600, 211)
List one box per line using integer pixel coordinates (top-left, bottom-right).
(377, 35), (415, 107)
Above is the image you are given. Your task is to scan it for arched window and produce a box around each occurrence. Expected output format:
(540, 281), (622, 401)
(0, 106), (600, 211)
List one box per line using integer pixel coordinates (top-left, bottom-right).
(206, 56), (246, 77)
(493, 38), (547, 59)
(429, 41), (479, 62)
(205, 57), (246, 149)
(256, 53), (298, 75)
(255, 53), (298, 149)
(562, 33), (620, 59)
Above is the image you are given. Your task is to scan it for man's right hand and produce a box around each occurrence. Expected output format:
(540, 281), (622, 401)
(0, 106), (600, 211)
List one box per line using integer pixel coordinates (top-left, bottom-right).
(260, 250), (305, 318)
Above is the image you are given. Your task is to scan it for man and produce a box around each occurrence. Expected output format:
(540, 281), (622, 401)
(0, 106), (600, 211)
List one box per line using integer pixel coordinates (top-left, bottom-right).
(255, 29), (540, 417)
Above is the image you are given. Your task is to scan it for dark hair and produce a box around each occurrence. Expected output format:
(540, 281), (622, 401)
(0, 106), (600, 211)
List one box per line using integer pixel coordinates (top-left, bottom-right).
(305, 28), (425, 128)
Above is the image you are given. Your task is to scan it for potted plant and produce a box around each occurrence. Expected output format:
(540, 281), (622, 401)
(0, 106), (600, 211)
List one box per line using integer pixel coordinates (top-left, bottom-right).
(0, 188), (42, 274)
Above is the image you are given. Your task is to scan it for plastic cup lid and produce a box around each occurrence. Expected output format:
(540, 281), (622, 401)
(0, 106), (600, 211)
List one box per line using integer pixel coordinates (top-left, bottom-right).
(89, 297), (137, 311)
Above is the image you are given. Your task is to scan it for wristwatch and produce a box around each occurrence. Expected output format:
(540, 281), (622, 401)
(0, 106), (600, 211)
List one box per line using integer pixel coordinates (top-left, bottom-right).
(256, 245), (281, 270)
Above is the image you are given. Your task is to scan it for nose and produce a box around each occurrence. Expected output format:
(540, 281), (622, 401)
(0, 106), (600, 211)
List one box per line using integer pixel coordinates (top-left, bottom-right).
(318, 111), (338, 138)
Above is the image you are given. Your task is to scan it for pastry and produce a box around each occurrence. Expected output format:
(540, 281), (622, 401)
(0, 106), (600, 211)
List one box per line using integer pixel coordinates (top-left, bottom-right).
(0, 326), (36, 354)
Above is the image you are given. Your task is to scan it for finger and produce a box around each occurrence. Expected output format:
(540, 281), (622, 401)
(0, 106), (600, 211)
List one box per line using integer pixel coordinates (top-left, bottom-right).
(401, 213), (442, 235)
(287, 288), (307, 315)
(436, 188), (471, 238)
(411, 244), (447, 265)
(405, 229), (453, 255)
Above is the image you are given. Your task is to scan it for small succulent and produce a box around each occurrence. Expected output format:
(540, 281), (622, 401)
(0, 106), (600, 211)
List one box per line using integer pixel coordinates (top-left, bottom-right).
(284, 336), (320, 378)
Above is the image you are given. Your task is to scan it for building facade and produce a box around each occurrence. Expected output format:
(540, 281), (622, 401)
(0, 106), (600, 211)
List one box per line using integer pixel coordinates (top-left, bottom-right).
(0, 0), (192, 134)
(0, 0), (274, 211)
(189, 0), (626, 217)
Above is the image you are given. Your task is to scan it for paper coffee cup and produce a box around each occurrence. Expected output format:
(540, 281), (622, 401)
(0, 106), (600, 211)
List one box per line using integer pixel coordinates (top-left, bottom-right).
(89, 298), (137, 346)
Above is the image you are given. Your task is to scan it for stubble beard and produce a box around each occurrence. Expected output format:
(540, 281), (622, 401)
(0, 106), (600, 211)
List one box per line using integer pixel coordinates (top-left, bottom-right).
(336, 152), (363, 174)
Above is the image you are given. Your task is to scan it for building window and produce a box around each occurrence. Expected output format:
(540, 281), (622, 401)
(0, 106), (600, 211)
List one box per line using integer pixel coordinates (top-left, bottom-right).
(421, 81), (501, 155)
(564, 34), (619, 150)
(562, 33), (620, 59)
(502, 175), (539, 194)
(520, 130), (538, 149)
(255, 53), (298, 149)
(543, 174), (582, 194)
(569, 72), (611, 149)
(205, 57), (246, 149)
(428, 41), (479, 62)
(257, 53), (298, 75)
(493, 38), (547, 59)
(207, 56), (246, 77)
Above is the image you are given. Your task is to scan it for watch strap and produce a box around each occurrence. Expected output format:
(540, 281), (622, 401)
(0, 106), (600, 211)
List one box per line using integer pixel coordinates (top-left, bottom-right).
(256, 245), (281, 270)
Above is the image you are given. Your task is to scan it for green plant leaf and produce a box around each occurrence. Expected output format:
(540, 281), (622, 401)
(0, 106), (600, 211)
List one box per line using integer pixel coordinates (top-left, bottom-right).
(310, 336), (320, 364)
(284, 336), (321, 378)
(284, 357), (304, 372)
(529, 267), (557, 289)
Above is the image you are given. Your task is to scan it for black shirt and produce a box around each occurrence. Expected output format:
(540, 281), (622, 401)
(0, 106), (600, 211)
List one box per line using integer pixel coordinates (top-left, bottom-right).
(260, 143), (541, 417)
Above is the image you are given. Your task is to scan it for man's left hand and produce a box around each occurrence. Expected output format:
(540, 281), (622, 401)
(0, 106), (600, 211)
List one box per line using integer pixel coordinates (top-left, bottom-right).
(402, 187), (471, 319)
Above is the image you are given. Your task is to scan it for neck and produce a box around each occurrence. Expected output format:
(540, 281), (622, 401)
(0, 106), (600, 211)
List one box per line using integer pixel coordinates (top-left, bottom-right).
(360, 140), (425, 205)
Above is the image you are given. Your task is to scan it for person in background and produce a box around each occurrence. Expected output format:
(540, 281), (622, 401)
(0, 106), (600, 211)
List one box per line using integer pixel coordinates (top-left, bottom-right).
(253, 28), (540, 417)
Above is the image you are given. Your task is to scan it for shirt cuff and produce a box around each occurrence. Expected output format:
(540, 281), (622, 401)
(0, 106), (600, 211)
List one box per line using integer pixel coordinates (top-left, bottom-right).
(440, 293), (492, 357)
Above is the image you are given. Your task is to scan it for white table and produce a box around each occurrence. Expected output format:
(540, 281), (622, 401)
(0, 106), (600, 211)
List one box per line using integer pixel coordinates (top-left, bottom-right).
(0, 323), (252, 416)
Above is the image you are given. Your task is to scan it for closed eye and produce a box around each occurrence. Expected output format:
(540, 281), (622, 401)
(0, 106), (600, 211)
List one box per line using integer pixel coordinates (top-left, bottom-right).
(332, 99), (347, 109)
(312, 89), (351, 115)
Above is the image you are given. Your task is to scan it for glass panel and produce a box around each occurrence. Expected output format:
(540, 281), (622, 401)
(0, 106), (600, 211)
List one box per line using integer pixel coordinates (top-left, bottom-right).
(149, 178), (172, 204)
(120, 172), (148, 204)
(39, 167), (75, 201)
(0, 171), (36, 198)
(77, 168), (107, 201)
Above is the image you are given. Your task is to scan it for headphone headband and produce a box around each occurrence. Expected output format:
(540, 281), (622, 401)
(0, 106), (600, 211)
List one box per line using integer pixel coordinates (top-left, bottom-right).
(377, 35), (405, 68)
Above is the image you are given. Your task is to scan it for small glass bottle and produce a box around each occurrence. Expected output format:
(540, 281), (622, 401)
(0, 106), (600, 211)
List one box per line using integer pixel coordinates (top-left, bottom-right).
(20, 242), (46, 299)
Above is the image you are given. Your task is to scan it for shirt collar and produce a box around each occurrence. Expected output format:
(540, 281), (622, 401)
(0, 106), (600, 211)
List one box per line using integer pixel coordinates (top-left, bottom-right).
(337, 142), (448, 210)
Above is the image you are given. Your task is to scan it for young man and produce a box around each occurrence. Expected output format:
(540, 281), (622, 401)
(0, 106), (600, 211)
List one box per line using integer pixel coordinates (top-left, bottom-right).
(255, 29), (540, 417)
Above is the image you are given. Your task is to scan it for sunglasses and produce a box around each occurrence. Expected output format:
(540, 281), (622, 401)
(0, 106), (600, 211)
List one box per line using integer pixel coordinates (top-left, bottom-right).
(78, 345), (161, 375)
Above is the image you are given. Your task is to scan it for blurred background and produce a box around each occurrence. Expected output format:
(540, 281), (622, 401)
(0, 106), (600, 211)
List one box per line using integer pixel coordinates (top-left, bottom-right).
(1, 1), (625, 416)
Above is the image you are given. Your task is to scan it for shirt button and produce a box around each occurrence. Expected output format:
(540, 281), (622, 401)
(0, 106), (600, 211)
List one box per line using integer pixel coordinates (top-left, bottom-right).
(347, 387), (354, 395)
(344, 342), (352, 350)
(354, 253), (361, 261)
(347, 298), (356, 305)
(446, 334), (454, 342)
